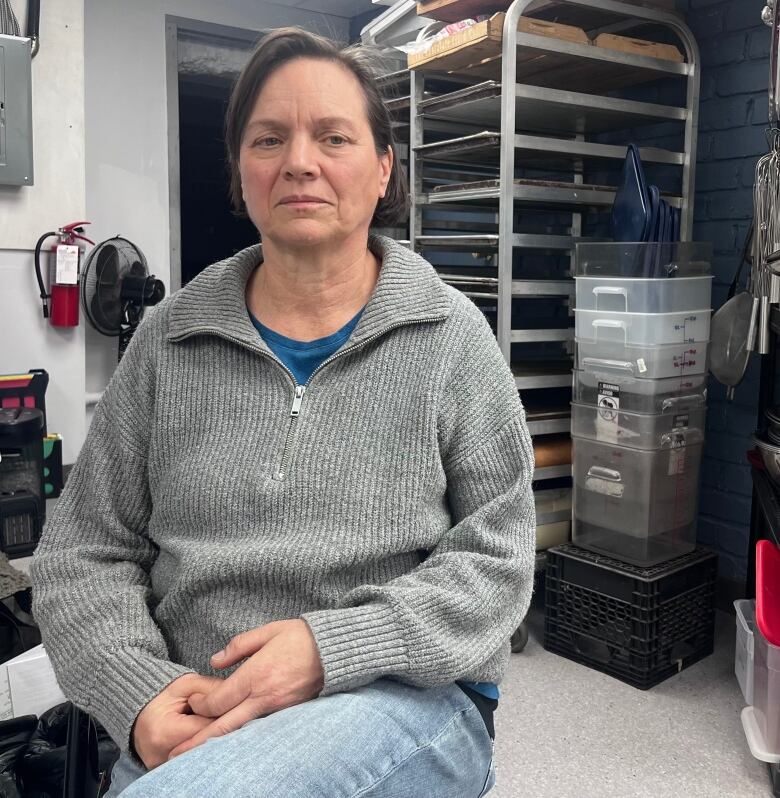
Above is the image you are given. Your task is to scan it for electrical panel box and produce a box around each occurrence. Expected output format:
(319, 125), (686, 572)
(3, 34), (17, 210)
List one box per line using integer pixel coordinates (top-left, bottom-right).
(0, 34), (33, 186)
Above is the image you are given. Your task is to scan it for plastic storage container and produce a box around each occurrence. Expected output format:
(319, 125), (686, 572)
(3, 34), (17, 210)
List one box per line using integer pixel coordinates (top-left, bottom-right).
(576, 340), (709, 380)
(575, 275), (712, 314)
(735, 599), (756, 705)
(572, 369), (707, 414)
(572, 435), (702, 566)
(575, 308), (711, 346)
(575, 241), (713, 278)
(544, 543), (717, 689)
(753, 623), (780, 757)
(571, 402), (706, 450)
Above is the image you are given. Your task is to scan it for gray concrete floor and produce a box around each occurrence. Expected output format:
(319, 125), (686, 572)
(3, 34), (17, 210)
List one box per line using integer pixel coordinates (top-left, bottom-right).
(491, 608), (773, 798)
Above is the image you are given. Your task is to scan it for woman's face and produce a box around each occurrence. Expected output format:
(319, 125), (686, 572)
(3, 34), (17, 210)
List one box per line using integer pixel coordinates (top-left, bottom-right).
(238, 57), (393, 252)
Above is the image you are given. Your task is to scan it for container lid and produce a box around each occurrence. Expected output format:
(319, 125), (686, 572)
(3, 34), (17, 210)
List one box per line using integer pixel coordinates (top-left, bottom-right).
(756, 540), (780, 647)
(0, 408), (44, 443)
(575, 241), (713, 278)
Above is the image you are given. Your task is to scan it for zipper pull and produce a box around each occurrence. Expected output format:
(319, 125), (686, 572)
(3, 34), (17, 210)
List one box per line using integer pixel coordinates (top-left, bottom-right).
(290, 385), (306, 417)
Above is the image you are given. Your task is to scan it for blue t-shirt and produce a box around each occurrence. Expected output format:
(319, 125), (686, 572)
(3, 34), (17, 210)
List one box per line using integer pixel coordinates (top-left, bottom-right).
(248, 307), (499, 702)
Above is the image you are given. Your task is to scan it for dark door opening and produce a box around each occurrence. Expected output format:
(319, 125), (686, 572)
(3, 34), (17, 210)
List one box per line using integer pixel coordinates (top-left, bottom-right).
(178, 75), (259, 286)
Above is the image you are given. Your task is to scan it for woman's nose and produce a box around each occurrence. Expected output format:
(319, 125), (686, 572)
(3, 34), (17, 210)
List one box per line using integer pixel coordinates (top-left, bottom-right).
(283, 136), (320, 179)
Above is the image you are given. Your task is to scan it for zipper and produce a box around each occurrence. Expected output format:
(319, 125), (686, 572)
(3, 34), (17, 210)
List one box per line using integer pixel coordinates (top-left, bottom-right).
(171, 315), (448, 480)
(276, 385), (306, 480)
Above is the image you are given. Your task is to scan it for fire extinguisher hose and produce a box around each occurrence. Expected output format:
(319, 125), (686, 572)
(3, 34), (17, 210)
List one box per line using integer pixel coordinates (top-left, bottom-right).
(34, 231), (56, 318)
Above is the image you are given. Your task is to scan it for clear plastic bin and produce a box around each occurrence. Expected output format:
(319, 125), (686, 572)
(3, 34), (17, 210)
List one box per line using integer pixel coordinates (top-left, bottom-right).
(572, 435), (702, 566)
(576, 339), (709, 380)
(575, 275), (712, 313)
(735, 599), (756, 705)
(753, 622), (780, 756)
(575, 242), (713, 278)
(575, 308), (711, 346)
(570, 403), (706, 450)
(572, 369), (707, 414)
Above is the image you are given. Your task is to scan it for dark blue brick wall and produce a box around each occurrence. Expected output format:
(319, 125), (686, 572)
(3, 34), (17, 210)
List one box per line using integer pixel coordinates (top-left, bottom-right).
(678, 0), (770, 585)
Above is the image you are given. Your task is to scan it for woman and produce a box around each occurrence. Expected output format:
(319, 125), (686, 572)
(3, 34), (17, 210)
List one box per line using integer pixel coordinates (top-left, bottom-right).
(31, 28), (535, 798)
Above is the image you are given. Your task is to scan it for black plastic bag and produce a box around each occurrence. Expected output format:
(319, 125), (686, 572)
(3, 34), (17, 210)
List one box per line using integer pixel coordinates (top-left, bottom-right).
(0, 702), (119, 798)
(0, 715), (37, 797)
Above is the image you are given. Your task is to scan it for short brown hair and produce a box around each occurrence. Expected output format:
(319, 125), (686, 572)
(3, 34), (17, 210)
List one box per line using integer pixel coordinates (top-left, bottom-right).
(224, 27), (408, 228)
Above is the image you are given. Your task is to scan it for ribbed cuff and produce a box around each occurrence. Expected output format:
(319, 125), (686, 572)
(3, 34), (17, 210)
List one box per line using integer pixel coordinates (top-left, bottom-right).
(301, 603), (410, 695)
(90, 648), (194, 754)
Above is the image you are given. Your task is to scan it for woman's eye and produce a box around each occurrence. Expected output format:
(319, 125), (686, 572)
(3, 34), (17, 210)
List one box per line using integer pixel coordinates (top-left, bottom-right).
(326, 135), (346, 146)
(255, 137), (281, 147)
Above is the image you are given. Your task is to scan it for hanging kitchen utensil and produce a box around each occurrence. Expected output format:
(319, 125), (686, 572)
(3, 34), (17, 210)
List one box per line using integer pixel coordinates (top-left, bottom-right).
(710, 224), (758, 399)
(752, 133), (780, 354)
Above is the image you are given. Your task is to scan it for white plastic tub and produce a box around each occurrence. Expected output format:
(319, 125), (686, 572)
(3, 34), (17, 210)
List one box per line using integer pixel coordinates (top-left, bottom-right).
(754, 622), (780, 756)
(576, 339), (709, 380)
(734, 599), (756, 705)
(572, 435), (702, 566)
(575, 275), (712, 314)
(575, 308), (711, 346)
(570, 402), (706, 450)
(572, 369), (708, 414)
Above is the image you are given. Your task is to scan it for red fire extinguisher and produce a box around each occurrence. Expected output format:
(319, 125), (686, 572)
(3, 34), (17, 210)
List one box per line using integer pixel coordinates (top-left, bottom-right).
(34, 222), (94, 327)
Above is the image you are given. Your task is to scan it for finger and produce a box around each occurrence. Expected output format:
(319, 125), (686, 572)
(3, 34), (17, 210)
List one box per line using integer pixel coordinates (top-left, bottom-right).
(176, 713), (213, 738)
(187, 669), (252, 718)
(211, 624), (279, 669)
(168, 700), (263, 759)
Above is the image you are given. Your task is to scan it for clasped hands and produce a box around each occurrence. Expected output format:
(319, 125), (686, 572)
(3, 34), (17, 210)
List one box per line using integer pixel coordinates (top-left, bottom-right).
(132, 619), (325, 769)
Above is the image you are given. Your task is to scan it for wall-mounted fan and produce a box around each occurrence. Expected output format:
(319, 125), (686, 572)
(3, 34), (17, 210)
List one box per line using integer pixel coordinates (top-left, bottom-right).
(80, 237), (165, 361)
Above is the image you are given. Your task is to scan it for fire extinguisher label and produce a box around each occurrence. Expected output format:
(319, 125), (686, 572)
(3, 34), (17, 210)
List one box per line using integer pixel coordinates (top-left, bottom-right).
(55, 245), (79, 285)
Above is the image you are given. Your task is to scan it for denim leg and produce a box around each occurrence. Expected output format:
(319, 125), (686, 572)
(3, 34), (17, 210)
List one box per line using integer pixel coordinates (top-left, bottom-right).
(104, 753), (146, 797)
(115, 679), (495, 798)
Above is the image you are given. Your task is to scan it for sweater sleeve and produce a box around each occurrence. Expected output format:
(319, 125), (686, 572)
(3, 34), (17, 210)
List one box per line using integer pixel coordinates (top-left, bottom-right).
(30, 306), (193, 753)
(302, 304), (536, 693)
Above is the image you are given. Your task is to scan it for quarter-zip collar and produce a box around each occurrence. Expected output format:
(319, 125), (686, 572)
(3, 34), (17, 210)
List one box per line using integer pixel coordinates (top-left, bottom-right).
(166, 235), (453, 352)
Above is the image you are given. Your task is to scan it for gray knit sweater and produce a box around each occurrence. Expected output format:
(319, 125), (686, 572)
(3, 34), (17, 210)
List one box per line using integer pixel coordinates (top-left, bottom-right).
(31, 235), (536, 753)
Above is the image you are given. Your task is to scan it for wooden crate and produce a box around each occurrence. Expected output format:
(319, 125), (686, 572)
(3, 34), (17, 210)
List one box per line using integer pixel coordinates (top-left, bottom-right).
(593, 32), (683, 63)
(416, 0), (509, 23)
(408, 12), (588, 72)
(417, 0), (679, 24)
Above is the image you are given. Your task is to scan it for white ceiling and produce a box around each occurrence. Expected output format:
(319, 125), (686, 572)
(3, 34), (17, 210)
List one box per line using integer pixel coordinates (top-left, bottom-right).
(284, 0), (379, 18)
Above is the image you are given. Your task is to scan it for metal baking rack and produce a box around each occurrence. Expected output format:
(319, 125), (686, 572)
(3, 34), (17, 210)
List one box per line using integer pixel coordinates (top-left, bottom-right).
(405, 0), (700, 456)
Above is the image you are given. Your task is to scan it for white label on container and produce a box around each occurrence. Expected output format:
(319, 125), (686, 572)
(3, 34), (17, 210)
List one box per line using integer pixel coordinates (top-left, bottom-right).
(55, 245), (79, 285)
(637, 358), (647, 373)
(596, 382), (620, 442)
(597, 382), (620, 410)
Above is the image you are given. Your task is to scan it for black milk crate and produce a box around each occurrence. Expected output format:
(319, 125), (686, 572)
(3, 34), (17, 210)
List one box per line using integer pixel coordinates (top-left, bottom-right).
(543, 543), (717, 689)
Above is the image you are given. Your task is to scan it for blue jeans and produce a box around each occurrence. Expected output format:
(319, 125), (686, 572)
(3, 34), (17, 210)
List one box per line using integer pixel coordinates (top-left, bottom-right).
(106, 679), (496, 798)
